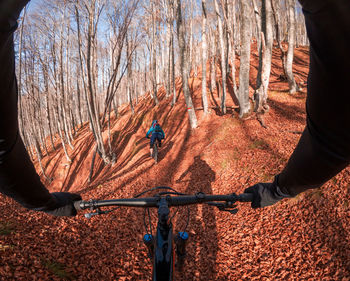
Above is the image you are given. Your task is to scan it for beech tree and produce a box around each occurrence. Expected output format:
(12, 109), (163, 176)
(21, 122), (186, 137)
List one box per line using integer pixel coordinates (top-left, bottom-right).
(214, 0), (228, 114)
(253, 0), (273, 117)
(226, 0), (238, 96)
(272, 0), (299, 94)
(151, 0), (159, 105)
(237, 0), (252, 117)
(201, 0), (209, 115)
(175, 0), (197, 129)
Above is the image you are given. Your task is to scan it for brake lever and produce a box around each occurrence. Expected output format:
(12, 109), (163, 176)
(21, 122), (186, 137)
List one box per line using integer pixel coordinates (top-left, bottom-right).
(84, 208), (110, 219)
(85, 212), (99, 219)
(207, 202), (238, 214)
(224, 208), (238, 214)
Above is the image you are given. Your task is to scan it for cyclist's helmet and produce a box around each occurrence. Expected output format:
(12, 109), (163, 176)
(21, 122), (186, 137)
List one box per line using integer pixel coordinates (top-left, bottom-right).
(152, 120), (158, 128)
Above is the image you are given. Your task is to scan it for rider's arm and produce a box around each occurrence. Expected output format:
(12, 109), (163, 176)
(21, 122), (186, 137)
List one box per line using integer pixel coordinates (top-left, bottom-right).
(278, 0), (350, 196)
(245, 0), (350, 207)
(160, 128), (165, 139)
(0, 0), (80, 215)
(0, 0), (53, 209)
(146, 127), (153, 138)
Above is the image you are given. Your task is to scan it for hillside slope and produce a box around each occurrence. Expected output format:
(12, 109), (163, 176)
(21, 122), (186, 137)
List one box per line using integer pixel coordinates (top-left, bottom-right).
(1, 46), (349, 280)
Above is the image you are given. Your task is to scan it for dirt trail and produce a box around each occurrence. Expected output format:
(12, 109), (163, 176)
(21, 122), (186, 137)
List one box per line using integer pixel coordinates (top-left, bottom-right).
(1, 46), (349, 280)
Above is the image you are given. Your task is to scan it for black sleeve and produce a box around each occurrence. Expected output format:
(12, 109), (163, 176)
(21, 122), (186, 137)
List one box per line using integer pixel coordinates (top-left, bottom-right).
(0, 0), (55, 209)
(278, 0), (350, 196)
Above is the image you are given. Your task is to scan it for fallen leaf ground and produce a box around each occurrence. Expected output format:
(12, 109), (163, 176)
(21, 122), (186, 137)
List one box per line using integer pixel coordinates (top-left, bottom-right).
(1, 46), (349, 280)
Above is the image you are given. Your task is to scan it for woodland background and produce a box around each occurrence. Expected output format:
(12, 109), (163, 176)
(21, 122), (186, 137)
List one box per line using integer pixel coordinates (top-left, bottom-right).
(17, 0), (307, 178)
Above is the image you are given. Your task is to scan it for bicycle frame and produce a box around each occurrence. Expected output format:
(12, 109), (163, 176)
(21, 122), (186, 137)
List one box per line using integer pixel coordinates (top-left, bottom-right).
(152, 197), (175, 280)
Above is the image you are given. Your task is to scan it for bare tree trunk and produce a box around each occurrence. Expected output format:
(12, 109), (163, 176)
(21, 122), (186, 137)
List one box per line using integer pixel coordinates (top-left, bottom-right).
(252, 0), (262, 81)
(171, 11), (176, 107)
(54, 88), (71, 162)
(87, 6), (109, 164)
(176, 0), (197, 129)
(142, 48), (148, 97)
(51, 40), (71, 162)
(254, 0), (273, 115)
(59, 9), (74, 150)
(225, 0), (238, 100)
(252, 0), (261, 53)
(70, 108), (76, 136)
(126, 34), (135, 114)
(113, 97), (118, 118)
(65, 26), (76, 139)
(201, 0), (209, 115)
(189, 0), (194, 71)
(151, 1), (159, 105)
(76, 1), (111, 164)
(214, 0), (228, 114)
(272, 0), (299, 94)
(42, 63), (56, 151)
(209, 27), (217, 93)
(33, 134), (51, 182)
(238, 0), (252, 117)
(285, 0), (299, 94)
(76, 77), (83, 127)
(165, 0), (172, 99)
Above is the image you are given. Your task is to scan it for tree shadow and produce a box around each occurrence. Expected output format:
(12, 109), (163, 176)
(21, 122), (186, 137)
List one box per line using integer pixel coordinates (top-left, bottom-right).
(209, 87), (220, 109)
(175, 155), (218, 280)
(293, 55), (309, 68)
(43, 142), (63, 170)
(269, 97), (306, 124)
(90, 111), (147, 182)
(158, 141), (174, 163)
(239, 119), (290, 176)
(61, 135), (96, 192)
(76, 152), (152, 196)
(227, 75), (240, 107)
(296, 47), (310, 57)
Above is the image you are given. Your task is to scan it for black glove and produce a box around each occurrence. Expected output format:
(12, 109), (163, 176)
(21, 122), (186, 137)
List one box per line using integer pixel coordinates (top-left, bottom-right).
(244, 176), (292, 208)
(38, 192), (82, 217)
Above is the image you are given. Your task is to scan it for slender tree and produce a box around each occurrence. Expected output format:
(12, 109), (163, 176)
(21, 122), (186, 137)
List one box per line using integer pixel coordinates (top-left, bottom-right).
(214, 0), (228, 114)
(237, 0), (252, 117)
(253, 0), (273, 116)
(272, 0), (299, 94)
(151, 0), (159, 105)
(176, 0), (197, 129)
(201, 0), (209, 115)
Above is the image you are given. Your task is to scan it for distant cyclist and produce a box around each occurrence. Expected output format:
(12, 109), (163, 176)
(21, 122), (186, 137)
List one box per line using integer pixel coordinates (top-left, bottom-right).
(146, 120), (165, 157)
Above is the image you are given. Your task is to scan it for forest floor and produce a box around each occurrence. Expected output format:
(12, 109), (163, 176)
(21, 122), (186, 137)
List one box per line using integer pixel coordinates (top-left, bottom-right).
(1, 46), (350, 280)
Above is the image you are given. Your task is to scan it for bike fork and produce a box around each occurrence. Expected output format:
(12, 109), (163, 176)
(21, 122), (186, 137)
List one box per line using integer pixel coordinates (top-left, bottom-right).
(174, 231), (189, 271)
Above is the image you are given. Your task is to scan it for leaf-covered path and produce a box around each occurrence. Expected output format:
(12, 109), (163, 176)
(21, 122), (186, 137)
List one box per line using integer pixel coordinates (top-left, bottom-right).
(1, 47), (349, 280)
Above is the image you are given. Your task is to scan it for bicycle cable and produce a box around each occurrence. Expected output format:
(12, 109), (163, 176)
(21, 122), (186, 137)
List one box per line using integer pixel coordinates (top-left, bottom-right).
(134, 186), (187, 198)
(135, 187), (190, 237)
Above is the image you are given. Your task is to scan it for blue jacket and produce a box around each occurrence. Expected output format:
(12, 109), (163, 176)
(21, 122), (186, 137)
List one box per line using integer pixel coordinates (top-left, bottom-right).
(146, 121), (165, 139)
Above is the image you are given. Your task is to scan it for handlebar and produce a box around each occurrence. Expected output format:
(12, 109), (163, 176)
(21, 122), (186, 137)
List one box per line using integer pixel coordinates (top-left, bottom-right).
(74, 192), (253, 211)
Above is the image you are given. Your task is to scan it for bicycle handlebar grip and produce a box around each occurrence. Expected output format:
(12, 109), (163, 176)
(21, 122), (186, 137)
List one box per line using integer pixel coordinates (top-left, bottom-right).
(237, 193), (254, 202)
(74, 200), (83, 211)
